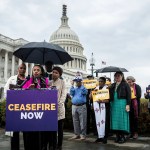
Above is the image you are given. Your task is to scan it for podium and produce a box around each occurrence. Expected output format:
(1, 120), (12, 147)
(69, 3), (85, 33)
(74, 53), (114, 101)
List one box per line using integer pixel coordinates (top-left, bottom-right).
(6, 89), (58, 131)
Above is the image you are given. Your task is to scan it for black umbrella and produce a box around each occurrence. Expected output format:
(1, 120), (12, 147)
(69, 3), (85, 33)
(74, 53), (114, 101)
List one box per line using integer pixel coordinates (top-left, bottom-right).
(95, 66), (128, 73)
(13, 41), (73, 65)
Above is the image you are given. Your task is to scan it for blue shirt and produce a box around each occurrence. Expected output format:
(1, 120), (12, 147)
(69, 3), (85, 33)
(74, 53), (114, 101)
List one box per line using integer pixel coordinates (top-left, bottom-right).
(70, 85), (87, 104)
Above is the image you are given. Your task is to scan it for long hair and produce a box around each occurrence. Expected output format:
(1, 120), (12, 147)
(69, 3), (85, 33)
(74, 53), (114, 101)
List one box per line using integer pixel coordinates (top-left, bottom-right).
(114, 71), (126, 82)
(32, 64), (46, 88)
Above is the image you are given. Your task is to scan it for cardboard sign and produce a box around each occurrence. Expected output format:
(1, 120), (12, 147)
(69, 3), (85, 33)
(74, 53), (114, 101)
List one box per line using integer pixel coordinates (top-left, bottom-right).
(131, 87), (136, 99)
(92, 89), (110, 101)
(6, 89), (58, 131)
(83, 79), (97, 89)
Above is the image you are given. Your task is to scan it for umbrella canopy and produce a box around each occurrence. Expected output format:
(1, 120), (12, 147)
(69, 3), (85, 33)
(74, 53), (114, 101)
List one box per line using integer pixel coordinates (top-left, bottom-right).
(13, 41), (73, 65)
(95, 66), (128, 73)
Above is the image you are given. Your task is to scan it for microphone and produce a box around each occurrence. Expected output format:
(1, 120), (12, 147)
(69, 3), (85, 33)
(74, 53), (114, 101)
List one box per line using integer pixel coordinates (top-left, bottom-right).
(34, 76), (41, 88)
(41, 77), (46, 85)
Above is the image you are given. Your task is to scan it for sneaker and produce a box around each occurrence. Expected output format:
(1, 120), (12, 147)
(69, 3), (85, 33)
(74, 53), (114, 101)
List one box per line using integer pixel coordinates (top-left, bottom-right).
(80, 135), (86, 140)
(118, 136), (126, 144)
(69, 135), (80, 140)
(114, 135), (120, 143)
(129, 134), (133, 139)
(56, 146), (62, 150)
(94, 138), (103, 143)
(102, 138), (107, 144)
(133, 133), (138, 139)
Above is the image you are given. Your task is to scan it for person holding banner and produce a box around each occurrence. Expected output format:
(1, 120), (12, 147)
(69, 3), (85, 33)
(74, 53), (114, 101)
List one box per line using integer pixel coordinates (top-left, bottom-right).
(89, 77), (110, 144)
(22, 64), (49, 150)
(4, 63), (27, 150)
(110, 71), (131, 144)
(69, 75), (88, 140)
(126, 76), (141, 139)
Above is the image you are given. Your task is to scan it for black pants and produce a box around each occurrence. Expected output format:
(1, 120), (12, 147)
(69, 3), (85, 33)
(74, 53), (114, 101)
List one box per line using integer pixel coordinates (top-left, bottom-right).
(23, 132), (41, 150)
(105, 103), (110, 138)
(57, 119), (64, 147)
(129, 103), (138, 134)
(90, 107), (97, 135)
(86, 103), (91, 134)
(129, 112), (138, 134)
(41, 119), (64, 150)
(11, 132), (19, 150)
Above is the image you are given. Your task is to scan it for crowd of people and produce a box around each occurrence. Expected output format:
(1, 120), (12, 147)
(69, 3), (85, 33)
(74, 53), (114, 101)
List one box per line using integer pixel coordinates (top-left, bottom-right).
(3, 61), (150, 150)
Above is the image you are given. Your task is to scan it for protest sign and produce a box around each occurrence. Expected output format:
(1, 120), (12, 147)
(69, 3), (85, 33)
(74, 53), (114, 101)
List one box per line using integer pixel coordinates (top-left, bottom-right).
(6, 89), (57, 131)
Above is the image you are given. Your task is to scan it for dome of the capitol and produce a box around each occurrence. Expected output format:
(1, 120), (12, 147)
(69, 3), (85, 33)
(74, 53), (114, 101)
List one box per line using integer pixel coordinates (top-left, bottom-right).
(49, 5), (87, 73)
(50, 27), (80, 42)
(50, 5), (80, 43)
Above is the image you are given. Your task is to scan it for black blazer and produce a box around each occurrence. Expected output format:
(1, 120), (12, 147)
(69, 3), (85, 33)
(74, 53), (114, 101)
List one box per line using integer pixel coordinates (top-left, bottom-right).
(110, 81), (131, 105)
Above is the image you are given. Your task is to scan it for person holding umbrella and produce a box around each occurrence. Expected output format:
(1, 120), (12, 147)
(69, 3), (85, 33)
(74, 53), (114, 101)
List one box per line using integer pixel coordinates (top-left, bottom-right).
(109, 71), (131, 144)
(126, 76), (141, 139)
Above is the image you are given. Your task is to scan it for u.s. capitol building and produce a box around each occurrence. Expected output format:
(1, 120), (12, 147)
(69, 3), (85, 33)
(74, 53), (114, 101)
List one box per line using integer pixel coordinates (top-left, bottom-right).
(0, 5), (87, 98)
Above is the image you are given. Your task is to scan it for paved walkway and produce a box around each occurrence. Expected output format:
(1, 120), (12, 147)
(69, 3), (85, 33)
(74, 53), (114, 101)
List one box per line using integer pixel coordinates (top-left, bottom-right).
(0, 129), (150, 150)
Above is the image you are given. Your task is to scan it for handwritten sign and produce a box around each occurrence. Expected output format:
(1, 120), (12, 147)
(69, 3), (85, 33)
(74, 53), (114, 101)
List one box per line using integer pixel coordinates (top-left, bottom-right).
(83, 80), (97, 89)
(6, 89), (58, 131)
(92, 89), (110, 101)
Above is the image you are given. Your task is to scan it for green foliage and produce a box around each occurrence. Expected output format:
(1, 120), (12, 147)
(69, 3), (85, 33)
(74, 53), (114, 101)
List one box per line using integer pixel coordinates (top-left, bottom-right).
(138, 98), (150, 135)
(0, 99), (6, 127)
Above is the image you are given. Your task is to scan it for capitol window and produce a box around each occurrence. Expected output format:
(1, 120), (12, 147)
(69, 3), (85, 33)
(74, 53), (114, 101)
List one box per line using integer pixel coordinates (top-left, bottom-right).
(2, 56), (5, 61)
(1, 71), (4, 78)
(9, 58), (12, 63)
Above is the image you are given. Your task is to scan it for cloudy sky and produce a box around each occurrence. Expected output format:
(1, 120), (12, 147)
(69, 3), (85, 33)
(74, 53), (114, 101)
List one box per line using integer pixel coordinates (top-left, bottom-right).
(0, 0), (150, 96)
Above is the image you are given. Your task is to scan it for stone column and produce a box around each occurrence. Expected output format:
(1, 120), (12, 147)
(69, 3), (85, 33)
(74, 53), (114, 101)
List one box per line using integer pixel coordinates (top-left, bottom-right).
(4, 51), (8, 81)
(18, 59), (22, 65)
(30, 63), (34, 75)
(25, 63), (29, 76)
(76, 59), (78, 68)
(84, 61), (86, 70)
(11, 55), (15, 76)
(80, 59), (81, 69)
(77, 59), (79, 68)
(81, 60), (82, 69)
(72, 59), (74, 68)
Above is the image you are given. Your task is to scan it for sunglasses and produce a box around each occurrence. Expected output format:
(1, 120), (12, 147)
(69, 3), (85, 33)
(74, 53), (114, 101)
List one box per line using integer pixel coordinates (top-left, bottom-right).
(99, 80), (104, 82)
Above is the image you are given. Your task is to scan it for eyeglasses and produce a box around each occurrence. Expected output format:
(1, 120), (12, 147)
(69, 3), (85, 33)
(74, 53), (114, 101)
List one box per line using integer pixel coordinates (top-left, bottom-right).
(99, 80), (104, 82)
